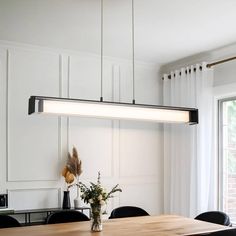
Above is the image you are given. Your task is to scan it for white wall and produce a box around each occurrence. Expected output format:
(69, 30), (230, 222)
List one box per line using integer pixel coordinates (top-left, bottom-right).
(0, 0), (135, 61)
(213, 62), (236, 87)
(0, 41), (163, 219)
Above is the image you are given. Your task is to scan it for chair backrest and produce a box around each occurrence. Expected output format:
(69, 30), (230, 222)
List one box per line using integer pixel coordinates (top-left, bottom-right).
(196, 228), (236, 236)
(0, 215), (21, 228)
(109, 206), (149, 219)
(46, 210), (90, 224)
(210, 228), (236, 236)
(194, 211), (231, 226)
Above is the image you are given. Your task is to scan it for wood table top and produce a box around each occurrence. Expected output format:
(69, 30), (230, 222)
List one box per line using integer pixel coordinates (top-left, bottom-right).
(0, 215), (229, 236)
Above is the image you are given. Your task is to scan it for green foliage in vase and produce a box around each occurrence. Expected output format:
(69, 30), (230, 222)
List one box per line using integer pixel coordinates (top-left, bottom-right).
(79, 172), (122, 206)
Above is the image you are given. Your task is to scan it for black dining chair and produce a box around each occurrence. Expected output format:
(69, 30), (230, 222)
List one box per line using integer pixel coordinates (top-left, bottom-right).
(194, 211), (231, 226)
(109, 206), (149, 219)
(0, 215), (21, 228)
(194, 228), (236, 236)
(46, 210), (90, 224)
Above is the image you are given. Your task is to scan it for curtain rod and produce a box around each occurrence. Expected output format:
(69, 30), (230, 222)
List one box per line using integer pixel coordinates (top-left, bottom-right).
(162, 56), (236, 80)
(206, 56), (236, 68)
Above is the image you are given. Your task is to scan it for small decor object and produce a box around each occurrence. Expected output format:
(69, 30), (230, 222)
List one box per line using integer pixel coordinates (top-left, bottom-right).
(61, 146), (82, 209)
(62, 191), (71, 209)
(74, 184), (81, 208)
(0, 194), (8, 208)
(80, 172), (122, 232)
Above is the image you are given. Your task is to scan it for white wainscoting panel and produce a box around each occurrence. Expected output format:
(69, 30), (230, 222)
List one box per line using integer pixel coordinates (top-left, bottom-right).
(135, 64), (161, 105)
(69, 117), (113, 179)
(68, 55), (114, 179)
(8, 188), (60, 210)
(7, 48), (61, 181)
(119, 183), (160, 215)
(119, 121), (160, 178)
(69, 54), (100, 100)
(0, 49), (7, 192)
(119, 63), (133, 103)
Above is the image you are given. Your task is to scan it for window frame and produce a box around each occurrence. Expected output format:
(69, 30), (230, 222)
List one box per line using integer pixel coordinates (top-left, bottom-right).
(218, 96), (236, 221)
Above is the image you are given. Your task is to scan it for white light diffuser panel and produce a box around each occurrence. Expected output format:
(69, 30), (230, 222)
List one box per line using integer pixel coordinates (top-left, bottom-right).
(28, 96), (198, 125)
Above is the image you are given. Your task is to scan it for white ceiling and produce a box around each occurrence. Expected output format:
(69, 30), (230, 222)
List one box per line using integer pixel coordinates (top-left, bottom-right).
(1, 0), (236, 64)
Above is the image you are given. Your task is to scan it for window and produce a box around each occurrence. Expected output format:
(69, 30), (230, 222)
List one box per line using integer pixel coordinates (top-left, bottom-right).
(219, 98), (236, 223)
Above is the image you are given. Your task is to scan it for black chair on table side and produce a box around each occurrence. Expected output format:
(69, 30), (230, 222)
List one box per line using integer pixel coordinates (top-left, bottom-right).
(195, 228), (236, 236)
(0, 215), (21, 228)
(109, 206), (149, 219)
(194, 211), (231, 226)
(46, 210), (90, 224)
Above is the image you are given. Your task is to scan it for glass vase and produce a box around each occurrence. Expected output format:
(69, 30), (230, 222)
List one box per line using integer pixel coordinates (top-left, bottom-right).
(90, 204), (102, 232)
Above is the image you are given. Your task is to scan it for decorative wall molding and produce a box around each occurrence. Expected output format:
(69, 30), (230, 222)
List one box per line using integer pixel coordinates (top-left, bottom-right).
(67, 54), (114, 179)
(0, 40), (160, 69)
(6, 49), (10, 182)
(0, 48), (8, 192)
(7, 188), (61, 210)
(6, 47), (61, 182)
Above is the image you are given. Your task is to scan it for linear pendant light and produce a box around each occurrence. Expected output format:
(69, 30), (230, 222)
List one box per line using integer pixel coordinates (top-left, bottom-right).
(28, 0), (198, 125)
(28, 96), (198, 124)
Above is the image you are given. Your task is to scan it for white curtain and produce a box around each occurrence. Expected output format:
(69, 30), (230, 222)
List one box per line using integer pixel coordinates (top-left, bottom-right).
(163, 63), (215, 217)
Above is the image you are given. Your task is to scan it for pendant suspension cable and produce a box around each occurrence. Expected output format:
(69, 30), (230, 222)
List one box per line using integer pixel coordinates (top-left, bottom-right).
(100, 0), (104, 102)
(132, 0), (135, 104)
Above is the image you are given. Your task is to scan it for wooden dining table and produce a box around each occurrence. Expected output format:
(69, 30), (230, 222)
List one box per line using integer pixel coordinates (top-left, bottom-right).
(0, 215), (230, 236)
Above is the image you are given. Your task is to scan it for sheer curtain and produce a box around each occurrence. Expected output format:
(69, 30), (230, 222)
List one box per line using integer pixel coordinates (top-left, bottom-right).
(163, 63), (215, 217)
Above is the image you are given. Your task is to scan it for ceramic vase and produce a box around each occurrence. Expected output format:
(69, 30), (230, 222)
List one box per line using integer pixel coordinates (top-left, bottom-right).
(74, 185), (81, 208)
(62, 191), (71, 209)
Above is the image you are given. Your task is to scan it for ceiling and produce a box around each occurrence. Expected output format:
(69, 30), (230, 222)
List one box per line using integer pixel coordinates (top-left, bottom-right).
(0, 0), (236, 64)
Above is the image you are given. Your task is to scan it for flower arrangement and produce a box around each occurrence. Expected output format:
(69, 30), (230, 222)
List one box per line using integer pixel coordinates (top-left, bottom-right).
(61, 147), (82, 190)
(79, 172), (122, 231)
(79, 172), (122, 206)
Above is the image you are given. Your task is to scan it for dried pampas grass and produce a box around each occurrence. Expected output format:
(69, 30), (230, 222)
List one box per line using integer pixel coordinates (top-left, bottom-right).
(61, 146), (82, 185)
(67, 147), (82, 176)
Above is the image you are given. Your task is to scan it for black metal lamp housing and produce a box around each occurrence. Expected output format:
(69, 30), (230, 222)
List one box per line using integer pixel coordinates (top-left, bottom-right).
(28, 96), (198, 125)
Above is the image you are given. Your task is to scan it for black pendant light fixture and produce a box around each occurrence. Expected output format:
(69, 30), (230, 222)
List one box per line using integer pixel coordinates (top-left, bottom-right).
(28, 0), (198, 125)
